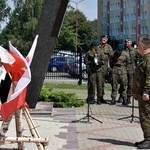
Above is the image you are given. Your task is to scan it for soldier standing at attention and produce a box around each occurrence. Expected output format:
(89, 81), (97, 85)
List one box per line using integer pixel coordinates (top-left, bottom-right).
(118, 38), (142, 104)
(84, 39), (106, 105)
(110, 44), (129, 105)
(99, 35), (113, 102)
(133, 37), (150, 149)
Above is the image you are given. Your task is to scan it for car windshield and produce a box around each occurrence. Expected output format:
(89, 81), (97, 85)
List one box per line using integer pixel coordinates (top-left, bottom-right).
(66, 57), (76, 63)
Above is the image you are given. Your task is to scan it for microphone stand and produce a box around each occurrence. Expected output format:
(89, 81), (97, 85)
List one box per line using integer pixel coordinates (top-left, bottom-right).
(118, 47), (139, 123)
(72, 49), (103, 124)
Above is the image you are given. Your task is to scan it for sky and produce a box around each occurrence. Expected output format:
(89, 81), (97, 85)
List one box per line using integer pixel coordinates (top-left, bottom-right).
(1, 0), (97, 30)
(69, 0), (97, 21)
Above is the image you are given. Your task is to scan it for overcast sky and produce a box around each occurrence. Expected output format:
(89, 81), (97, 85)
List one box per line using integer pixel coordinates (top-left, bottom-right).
(69, 0), (97, 21)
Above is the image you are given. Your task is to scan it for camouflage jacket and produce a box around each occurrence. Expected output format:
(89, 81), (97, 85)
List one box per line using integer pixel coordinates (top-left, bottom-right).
(84, 49), (104, 72)
(125, 47), (142, 73)
(110, 50), (129, 75)
(99, 43), (113, 70)
(133, 52), (150, 95)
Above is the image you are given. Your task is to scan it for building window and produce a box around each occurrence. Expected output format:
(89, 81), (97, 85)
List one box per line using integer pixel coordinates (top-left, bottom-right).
(144, 26), (148, 34)
(145, 11), (147, 19)
(133, 13), (136, 20)
(117, 3), (120, 9)
(133, 0), (136, 6)
(127, 14), (129, 21)
(124, 1), (126, 8)
(141, 0), (148, 5)
(124, 14), (126, 22)
(141, 27), (144, 34)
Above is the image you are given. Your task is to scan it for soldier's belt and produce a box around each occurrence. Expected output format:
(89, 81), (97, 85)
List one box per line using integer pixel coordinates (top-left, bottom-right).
(114, 64), (121, 67)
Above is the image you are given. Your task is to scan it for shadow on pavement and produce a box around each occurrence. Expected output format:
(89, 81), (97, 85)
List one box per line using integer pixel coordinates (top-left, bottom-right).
(88, 138), (135, 147)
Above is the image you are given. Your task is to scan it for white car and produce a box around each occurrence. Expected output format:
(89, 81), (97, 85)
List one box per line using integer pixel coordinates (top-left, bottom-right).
(69, 59), (88, 80)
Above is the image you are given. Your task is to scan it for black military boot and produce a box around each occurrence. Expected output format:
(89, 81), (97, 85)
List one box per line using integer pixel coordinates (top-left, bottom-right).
(137, 141), (150, 149)
(135, 140), (145, 147)
(86, 96), (95, 104)
(127, 96), (131, 104)
(97, 97), (101, 105)
(122, 97), (128, 106)
(117, 95), (123, 103)
(100, 96), (107, 104)
(109, 97), (116, 105)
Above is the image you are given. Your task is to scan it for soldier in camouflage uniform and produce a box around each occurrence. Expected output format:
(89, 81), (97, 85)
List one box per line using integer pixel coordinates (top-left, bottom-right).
(84, 39), (106, 104)
(110, 44), (129, 105)
(118, 38), (142, 104)
(99, 35), (113, 101)
(133, 37), (150, 149)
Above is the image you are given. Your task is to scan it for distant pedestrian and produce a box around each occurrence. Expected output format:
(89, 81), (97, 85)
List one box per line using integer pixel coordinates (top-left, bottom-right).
(133, 37), (150, 149)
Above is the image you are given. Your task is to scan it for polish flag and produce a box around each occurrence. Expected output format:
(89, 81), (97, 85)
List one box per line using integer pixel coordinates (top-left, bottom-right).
(1, 35), (38, 119)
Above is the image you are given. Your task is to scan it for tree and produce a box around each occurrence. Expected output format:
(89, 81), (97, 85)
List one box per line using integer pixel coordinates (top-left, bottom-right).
(57, 9), (97, 51)
(1, 0), (43, 50)
(0, 1), (97, 52)
(0, 0), (11, 30)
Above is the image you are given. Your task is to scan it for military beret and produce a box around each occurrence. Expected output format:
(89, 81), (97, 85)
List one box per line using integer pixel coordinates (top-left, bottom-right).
(91, 39), (100, 46)
(125, 37), (132, 42)
(101, 35), (108, 38)
(116, 44), (125, 51)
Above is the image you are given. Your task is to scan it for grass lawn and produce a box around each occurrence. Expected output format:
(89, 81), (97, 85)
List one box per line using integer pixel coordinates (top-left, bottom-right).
(43, 82), (112, 91)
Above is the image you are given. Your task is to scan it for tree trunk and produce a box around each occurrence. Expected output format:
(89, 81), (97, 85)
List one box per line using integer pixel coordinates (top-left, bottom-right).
(26, 0), (69, 108)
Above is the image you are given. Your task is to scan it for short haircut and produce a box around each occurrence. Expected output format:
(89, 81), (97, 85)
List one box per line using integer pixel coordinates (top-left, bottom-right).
(139, 37), (150, 49)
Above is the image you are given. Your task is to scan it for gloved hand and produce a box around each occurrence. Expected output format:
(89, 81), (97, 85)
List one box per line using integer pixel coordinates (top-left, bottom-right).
(98, 61), (104, 66)
(86, 64), (89, 69)
(107, 68), (112, 73)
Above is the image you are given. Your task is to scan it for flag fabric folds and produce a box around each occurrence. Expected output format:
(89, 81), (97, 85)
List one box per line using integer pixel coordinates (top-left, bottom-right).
(1, 35), (39, 119)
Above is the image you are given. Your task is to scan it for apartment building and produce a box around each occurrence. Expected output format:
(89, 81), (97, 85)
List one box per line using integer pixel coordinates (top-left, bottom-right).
(98, 0), (150, 43)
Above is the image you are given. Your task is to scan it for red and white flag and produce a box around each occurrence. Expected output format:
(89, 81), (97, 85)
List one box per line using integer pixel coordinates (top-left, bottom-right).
(1, 35), (38, 119)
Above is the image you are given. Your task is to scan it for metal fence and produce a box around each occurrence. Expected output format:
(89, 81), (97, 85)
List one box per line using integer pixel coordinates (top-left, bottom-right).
(21, 49), (86, 84)
(46, 50), (86, 84)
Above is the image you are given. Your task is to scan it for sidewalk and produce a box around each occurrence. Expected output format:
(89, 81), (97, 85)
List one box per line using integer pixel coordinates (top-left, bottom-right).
(0, 90), (142, 150)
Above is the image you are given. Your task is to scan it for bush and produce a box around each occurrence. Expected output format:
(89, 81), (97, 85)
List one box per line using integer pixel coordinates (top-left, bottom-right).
(38, 88), (52, 102)
(38, 88), (86, 108)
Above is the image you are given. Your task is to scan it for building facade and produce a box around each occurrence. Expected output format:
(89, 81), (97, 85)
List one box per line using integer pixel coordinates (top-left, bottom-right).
(98, 0), (150, 44)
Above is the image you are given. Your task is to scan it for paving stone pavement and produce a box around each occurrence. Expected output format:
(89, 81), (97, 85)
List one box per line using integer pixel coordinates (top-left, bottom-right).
(0, 88), (143, 150)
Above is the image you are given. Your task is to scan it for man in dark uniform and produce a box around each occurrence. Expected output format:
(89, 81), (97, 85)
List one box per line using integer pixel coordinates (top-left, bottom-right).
(84, 39), (106, 104)
(99, 35), (113, 101)
(133, 37), (150, 149)
(110, 43), (129, 105)
(118, 38), (142, 104)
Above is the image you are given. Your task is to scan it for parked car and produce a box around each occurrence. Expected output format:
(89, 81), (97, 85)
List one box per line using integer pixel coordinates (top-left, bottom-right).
(48, 56), (75, 72)
(63, 57), (76, 73)
(69, 59), (88, 80)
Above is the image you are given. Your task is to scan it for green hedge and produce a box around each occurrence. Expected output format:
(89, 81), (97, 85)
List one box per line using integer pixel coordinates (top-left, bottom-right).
(38, 88), (86, 108)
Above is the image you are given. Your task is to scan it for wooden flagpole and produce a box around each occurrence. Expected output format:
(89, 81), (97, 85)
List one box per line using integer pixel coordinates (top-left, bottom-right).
(0, 106), (49, 150)
(15, 108), (24, 149)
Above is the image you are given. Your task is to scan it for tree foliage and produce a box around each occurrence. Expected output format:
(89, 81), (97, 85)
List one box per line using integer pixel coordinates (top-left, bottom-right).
(0, 0), (97, 52)
(57, 9), (97, 51)
(0, 0), (11, 29)
(1, 0), (43, 50)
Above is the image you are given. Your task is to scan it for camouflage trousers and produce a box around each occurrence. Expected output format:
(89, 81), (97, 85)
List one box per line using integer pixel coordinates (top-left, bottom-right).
(138, 94), (150, 141)
(127, 72), (134, 97)
(87, 70), (104, 98)
(111, 73), (127, 98)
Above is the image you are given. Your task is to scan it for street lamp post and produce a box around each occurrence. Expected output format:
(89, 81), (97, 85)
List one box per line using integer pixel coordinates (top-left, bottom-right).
(70, 0), (84, 53)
